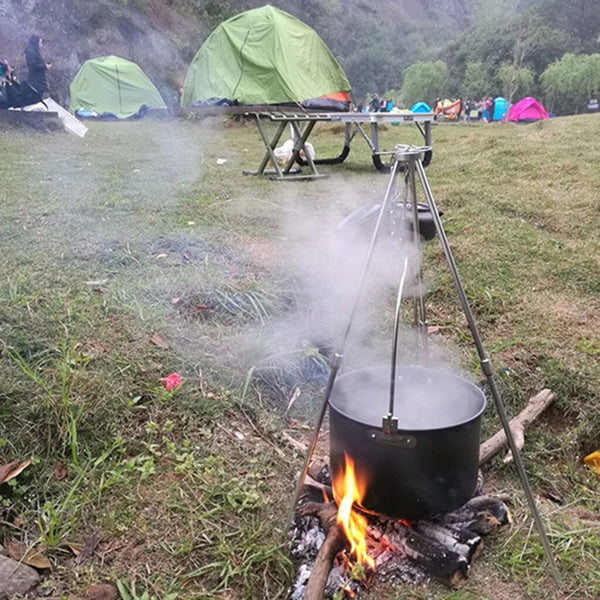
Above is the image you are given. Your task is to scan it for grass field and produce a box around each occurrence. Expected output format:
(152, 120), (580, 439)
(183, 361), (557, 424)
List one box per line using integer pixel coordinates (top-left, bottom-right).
(0, 112), (599, 600)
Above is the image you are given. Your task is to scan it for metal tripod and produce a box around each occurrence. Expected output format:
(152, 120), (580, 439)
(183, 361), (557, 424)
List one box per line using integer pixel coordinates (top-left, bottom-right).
(287, 144), (561, 586)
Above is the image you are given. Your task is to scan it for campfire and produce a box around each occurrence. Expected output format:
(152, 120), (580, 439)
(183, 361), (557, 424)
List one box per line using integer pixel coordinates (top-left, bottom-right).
(289, 457), (511, 600)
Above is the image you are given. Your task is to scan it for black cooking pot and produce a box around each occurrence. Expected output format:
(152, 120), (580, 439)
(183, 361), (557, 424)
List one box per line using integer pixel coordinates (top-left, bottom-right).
(329, 365), (486, 521)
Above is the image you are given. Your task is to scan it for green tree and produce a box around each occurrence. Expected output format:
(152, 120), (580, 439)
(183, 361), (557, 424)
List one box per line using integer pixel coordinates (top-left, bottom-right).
(541, 53), (600, 114)
(499, 14), (548, 102)
(461, 61), (489, 99)
(400, 61), (448, 107)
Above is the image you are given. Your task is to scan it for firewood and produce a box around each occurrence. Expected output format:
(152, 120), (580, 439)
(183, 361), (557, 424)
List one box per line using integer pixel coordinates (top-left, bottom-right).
(466, 495), (513, 525)
(304, 523), (346, 600)
(479, 389), (555, 465)
(293, 498), (512, 596)
(441, 509), (504, 535)
(414, 521), (483, 562)
(383, 522), (469, 589)
(297, 502), (346, 600)
(297, 501), (337, 531)
(307, 458), (331, 485)
(304, 474), (333, 499)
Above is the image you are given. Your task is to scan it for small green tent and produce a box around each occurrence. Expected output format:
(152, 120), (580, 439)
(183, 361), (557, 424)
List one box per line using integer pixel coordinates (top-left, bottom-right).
(69, 56), (166, 119)
(181, 5), (351, 110)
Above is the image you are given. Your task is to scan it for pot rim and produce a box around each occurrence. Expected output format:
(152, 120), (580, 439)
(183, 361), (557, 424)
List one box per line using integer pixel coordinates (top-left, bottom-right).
(329, 364), (487, 430)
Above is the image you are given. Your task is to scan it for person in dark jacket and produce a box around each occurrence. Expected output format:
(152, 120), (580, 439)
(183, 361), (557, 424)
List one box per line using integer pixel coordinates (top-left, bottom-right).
(24, 35), (51, 97)
(368, 94), (381, 112)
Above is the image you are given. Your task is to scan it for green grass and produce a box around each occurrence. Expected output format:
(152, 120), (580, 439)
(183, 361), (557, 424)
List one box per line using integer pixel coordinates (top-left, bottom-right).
(0, 115), (599, 599)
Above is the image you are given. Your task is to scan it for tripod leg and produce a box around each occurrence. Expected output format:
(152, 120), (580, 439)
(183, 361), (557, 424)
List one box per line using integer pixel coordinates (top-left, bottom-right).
(414, 158), (561, 586)
(407, 163), (429, 357)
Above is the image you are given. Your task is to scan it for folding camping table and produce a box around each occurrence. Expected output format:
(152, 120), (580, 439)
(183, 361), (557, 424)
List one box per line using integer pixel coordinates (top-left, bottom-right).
(185, 105), (434, 180)
(242, 110), (434, 180)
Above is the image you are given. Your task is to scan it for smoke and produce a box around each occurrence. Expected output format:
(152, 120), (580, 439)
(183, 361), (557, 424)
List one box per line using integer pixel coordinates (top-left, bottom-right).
(247, 172), (433, 376)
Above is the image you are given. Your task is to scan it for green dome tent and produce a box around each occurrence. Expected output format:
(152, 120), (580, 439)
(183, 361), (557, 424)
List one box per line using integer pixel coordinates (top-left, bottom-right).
(69, 56), (166, 119)
(181, 5), (351, 110)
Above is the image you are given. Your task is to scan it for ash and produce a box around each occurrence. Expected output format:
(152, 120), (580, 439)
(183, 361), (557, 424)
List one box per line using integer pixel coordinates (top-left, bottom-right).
(290, 515), (326, 561)
(289, 515), (326, 600)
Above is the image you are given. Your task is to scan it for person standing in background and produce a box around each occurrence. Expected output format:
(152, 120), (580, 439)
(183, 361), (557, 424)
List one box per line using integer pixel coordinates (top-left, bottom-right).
(368, 94), (381, 112)
(24, 35), (51, 98)
(488, 97), (496, 122)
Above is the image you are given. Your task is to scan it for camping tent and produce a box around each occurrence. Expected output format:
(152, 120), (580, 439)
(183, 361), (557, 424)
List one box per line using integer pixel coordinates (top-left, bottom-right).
(434, 98), (462, 120)
(410, 102), (432, 113)
(506, 97), (549, 122)
(181, 5), (351, 110)
(69, 56), (166, 119)
(491, 97), (508, 121)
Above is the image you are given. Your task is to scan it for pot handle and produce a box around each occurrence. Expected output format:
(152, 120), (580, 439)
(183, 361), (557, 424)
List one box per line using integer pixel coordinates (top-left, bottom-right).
(388, 255), (410, 423)
(368, 429), (417, 448)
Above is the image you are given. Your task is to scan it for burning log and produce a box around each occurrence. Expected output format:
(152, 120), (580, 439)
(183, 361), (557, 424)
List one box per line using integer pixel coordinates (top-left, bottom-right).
(479, 388), (555, 465)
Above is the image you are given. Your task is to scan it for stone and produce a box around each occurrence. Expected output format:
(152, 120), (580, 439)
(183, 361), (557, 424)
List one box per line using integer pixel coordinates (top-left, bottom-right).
(0, 554), (40, 598)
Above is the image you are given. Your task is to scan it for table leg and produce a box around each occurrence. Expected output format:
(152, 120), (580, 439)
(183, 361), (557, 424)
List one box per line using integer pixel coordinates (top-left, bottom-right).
(244, 116), (287, 177)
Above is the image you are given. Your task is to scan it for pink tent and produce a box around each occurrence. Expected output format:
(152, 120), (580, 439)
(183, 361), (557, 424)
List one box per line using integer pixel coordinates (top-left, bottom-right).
(506, 97), (549, 122)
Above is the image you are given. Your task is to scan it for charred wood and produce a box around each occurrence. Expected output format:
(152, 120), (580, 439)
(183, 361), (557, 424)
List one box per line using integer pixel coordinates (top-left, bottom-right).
(304, 474), (333, 499)
(307, 458), (331, 485)
(414, 521), (483, 562)
(466, 495), (513, 525)
(383, 522), (469, 589)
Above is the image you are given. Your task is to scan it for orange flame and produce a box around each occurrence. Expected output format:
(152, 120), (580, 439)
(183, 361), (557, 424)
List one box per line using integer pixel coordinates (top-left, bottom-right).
(332, 454), (375, 570)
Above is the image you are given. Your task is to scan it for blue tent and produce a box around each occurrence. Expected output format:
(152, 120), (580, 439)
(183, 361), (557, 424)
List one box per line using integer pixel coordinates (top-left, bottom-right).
(491, 97), (509, 121)
(410, 101), (432, 113)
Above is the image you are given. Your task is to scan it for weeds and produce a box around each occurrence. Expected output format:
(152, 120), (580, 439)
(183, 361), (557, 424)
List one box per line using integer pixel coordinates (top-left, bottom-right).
(6, 330), (90, 465)
(116, 579), (179, 600)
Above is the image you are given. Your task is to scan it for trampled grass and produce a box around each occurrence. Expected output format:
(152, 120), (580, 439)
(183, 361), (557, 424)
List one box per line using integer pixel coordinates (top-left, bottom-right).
(0, 114), (599, 599)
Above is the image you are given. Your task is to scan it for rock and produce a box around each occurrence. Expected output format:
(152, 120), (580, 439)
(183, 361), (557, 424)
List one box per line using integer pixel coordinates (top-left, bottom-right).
(0, 554), (40, 598)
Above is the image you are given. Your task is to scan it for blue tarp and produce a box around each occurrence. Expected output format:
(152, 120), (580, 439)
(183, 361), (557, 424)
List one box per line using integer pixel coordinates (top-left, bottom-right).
(410, 101), (432, 113)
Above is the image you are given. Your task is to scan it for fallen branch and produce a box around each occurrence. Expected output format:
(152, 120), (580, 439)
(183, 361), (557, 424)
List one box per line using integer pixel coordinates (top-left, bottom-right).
(479, 389), (555, 465)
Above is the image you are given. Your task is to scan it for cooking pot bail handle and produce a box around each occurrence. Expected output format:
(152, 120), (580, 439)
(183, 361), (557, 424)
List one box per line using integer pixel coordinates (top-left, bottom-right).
(384, 254), (410, 433)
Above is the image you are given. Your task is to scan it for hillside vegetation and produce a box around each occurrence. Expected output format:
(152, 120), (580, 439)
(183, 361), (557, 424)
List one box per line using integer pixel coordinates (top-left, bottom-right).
(3, 0), (599, 111)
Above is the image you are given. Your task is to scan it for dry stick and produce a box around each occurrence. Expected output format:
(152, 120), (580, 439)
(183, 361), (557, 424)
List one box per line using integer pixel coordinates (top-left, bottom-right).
(298, 502), (346, 600)
(479, 389), (556, 465)
(281, 430), (308, 454)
